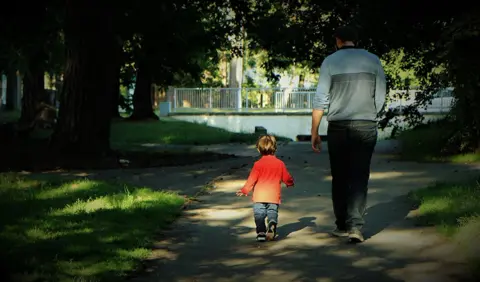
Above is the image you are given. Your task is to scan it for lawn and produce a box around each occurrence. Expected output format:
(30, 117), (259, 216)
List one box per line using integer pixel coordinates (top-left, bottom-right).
(410, 179), (480, 274)
(110, 118), (288, 149)
(1, 110), (287, 148)
(0, 173), (184, 282)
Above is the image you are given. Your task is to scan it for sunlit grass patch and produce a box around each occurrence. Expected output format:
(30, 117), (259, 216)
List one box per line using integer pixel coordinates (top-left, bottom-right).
(0, 173), (184, 282)
(410, 180), (480, 235)
(111, 118), (290, 149)
(410, 179), (480, 276)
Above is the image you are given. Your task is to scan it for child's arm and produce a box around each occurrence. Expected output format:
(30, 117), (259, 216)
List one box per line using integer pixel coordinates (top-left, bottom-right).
(236, 164), (260, 196)
(282, 164), (295, 187)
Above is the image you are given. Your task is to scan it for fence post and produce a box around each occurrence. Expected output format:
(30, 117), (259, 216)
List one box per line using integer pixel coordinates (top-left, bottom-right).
(236, 87), (242, 112)
(173, 88), (177, 112)
(209, 88), (213, 111)
(245, 88), (249, 112)
(440, 93), (444, 113)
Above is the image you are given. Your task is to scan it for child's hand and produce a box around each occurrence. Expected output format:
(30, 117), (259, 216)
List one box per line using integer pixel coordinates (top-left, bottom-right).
(236, 190), (247, 196)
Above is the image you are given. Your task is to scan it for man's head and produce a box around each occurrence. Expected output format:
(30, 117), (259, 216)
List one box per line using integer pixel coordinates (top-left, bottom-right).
(256, 134), (277, 155)
(334, 26), (358, 49)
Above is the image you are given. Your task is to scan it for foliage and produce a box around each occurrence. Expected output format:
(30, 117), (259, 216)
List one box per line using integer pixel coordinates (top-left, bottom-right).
(396, 117), (480, 162)
(356, 1), (480, 151)
(0, 173), (184, 281)
(0, 2), (64, 75)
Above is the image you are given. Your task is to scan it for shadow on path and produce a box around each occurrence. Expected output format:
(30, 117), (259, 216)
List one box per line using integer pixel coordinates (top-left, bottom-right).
(363, 195), (413, 240)
(277, 216), (317, 240)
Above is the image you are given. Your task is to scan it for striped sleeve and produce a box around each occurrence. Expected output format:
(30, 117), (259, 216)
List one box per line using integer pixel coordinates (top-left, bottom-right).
(313, 58), (331, 110)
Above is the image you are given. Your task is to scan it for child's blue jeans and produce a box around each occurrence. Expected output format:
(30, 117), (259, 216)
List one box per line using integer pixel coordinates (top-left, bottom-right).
(253, 202), (279, 234)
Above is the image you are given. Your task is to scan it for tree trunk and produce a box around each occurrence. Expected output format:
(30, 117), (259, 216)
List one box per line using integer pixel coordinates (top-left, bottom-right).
(111, 64), (121, 118)
(130, 64), (158, 120)
(5, 70), (18, 111)
(20, 56), (46, 124)
(299, 73), (305, 88)
(51, 0), (116, 155)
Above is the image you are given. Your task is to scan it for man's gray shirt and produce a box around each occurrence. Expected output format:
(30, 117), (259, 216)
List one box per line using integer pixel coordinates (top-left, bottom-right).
(313, 47), (387, 122)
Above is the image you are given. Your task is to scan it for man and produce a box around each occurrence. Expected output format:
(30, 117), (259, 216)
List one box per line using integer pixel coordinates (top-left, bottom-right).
(311, 26), (386, 243)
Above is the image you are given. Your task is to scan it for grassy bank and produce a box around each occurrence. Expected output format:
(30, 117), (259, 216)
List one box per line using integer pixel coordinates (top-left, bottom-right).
(397, 120), (480, 163)
(0, 173), (184, 281)
(410, 179), (480, 274)
(2, 110), (288, 147)
(111, 118), (288, 149)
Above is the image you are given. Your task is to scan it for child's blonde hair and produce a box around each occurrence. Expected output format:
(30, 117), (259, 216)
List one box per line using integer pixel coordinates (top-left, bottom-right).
(256, 135), (277, 155)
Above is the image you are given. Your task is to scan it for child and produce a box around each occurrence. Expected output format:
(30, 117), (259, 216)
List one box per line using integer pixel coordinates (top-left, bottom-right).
(236, 135), (294, 242)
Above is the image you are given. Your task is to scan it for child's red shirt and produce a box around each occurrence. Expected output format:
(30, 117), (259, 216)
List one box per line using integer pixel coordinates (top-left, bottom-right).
(240, 155), (294, 204)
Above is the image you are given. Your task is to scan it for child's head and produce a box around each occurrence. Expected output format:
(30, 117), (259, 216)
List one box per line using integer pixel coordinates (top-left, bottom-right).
(256, 135), (277, 155)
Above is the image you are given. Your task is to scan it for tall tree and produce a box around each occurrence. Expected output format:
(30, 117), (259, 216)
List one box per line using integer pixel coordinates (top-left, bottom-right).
(127, 0), (246, 119)
(51, 0), (118, 155)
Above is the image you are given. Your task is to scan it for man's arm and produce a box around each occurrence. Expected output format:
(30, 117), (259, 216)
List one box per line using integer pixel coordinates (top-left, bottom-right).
(375, 59), (387, 114)
(311, 58), (331, 137)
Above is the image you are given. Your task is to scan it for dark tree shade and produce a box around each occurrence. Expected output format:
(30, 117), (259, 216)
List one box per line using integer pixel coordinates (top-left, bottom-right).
(51, 0), (118, 155)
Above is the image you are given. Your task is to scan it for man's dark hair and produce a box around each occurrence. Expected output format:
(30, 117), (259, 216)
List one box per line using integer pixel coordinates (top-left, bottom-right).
(334, 26), (358, 42)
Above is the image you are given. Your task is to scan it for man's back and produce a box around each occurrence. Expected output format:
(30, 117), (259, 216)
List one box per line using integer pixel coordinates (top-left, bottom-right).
(314, 47), (386, 122)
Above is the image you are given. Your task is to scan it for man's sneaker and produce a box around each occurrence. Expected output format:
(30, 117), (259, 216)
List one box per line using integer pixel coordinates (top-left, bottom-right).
(348, 228), (365, 243)
(331, 228), (349, 237)
(266, 222), (277, 241)
(256, 232), (267, 242)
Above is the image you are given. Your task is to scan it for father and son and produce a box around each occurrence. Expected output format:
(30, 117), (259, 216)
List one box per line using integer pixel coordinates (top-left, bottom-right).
(236, 26), (387, 243)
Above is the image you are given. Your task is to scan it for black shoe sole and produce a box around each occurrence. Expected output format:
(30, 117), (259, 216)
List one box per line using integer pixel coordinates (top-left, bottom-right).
(348, 234), (365, 243)
(266, 223), (277, 241)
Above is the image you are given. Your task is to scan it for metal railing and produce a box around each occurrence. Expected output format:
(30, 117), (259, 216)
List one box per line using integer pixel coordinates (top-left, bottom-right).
(168, 87), (318, 113)
(166, 87), (455, 114)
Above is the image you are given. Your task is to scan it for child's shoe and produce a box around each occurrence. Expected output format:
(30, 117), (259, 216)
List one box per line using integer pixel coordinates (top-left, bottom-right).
(256, 232), (266, 242)
(266, 222), (277, 241)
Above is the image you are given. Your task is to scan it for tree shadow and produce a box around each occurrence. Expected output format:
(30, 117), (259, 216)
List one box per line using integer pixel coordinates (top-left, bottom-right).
(363, 195), (414, 240)
(277, 216), (317, 240)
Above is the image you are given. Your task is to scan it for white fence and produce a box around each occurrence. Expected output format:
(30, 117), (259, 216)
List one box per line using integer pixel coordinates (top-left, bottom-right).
(166, 87), (455, 114)
(168, 87), (318, 113)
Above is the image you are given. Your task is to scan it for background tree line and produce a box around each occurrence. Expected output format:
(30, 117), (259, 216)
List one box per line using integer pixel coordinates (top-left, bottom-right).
(0, 0), (478, 155)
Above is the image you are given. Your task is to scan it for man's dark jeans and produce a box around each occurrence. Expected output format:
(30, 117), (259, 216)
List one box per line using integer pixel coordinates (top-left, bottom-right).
(327, 120), (377, 231)
(253, 203), (279, 234)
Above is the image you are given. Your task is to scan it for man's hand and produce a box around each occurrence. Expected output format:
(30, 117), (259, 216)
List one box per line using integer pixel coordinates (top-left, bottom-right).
(236, 190), (247, 196)
(311, 109), (324, 153)
(311, 133), (322, 153)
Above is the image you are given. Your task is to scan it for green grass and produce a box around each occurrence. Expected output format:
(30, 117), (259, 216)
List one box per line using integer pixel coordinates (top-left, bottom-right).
(110, 118), (289, 149)
(2, 110), (289, 148)
(410, 180), (480, 275)
(397, 121), (480, 163)
(0, 110), (21, 122)
(0, 173), (184, 282)
(410, 180), (480, 235)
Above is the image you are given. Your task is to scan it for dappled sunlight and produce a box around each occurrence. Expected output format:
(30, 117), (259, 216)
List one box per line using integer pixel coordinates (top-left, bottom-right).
(0, 174), (185, 281)
(36, 180), (97, 199)
(218, 257), (266, 267)
(323, 170), (426, 182)
(370, 171), (422, 180)
(212, 179), (245, 192)
(364, 226), (465, 263)
(326, 247), (361, 258)
(186, 208), (249, 223)
(352, 256), (390, 270)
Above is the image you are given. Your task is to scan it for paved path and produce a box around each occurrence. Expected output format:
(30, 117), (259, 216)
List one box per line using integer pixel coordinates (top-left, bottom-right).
(128, 143), (478, 282)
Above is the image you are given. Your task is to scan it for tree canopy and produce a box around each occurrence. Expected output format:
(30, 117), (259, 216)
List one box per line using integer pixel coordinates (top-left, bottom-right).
(1, 0), (478, 154)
